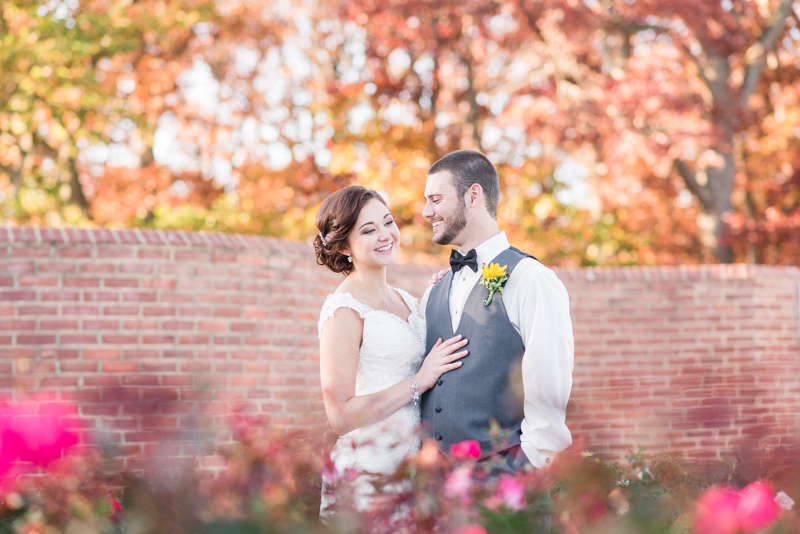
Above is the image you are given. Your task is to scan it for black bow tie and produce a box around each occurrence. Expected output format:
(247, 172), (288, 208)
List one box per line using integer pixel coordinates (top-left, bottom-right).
(449, 249), (478, 273)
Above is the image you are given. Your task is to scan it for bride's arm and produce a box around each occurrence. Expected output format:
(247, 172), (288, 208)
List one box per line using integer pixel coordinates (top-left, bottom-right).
(320, 307), (467, 436)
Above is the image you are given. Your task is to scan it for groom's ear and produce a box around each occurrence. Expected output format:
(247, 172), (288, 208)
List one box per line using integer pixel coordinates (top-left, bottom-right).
(465, 183), (484, 209)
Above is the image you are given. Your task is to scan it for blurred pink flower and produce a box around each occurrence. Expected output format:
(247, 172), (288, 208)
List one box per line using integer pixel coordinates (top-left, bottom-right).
(735, 481), (780, 532)
(496, 475), (525, 511)
(445, 464), (474, 504)
(0, 401), (79, 473)
(449, 440), (481, 461)
(694, 486), (740, 534)
(452, 525), (487, 534)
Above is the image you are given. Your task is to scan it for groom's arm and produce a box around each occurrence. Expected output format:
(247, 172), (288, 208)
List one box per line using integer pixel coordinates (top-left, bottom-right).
(506, 260), (574, 468)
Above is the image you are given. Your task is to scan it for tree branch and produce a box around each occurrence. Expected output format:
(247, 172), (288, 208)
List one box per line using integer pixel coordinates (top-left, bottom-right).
(674, 158), (714, 211)
(739, 0), (795, 104)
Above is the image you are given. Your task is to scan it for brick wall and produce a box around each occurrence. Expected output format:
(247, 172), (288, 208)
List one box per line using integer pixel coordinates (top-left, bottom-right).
(1, 226), (799, 467)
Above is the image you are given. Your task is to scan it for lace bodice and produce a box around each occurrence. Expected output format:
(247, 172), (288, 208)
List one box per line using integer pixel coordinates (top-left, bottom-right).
(318, 288), (426, 395)
(318, 287), (426, 518)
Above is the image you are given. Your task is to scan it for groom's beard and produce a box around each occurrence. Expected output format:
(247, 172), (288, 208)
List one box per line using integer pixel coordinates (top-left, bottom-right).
(433, 199), (468, 245)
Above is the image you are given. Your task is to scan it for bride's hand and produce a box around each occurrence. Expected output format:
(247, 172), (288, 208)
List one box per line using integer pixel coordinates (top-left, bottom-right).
(428, 268), (450, 286)
(414, 335), (468, 392)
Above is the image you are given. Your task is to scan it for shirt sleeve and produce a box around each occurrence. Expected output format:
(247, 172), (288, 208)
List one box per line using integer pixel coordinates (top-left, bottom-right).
(418, 285), (432, 320)
(506, 260), (574, 468)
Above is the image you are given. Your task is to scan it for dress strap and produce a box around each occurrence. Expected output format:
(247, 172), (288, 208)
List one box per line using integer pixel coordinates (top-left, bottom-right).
(391, 287), (419, 313)
(318, 293), (371, 337)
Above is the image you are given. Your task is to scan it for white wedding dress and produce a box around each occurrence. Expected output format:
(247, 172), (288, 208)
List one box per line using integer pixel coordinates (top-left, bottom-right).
(318, 288), (426, 521)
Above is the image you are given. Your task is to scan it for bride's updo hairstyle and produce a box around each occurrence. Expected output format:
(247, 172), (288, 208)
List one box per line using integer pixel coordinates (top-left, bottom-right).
(314, 185), (387, 276)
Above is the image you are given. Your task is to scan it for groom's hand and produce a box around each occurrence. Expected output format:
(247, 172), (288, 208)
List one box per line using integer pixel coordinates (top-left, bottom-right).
(429, 268), (450, 286)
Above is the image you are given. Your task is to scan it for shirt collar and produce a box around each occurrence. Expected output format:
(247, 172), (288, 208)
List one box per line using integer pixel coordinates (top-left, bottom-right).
(459, 231), (510, 270)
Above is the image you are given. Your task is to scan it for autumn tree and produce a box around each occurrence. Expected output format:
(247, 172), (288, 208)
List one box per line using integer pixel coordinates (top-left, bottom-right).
(563, 0), (800, 263)
(0, 0), (217, 225)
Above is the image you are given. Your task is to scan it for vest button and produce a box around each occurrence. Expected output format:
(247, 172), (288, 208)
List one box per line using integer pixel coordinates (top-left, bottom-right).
(435, 434), (443, 441)
(437, 379), (443, 386)
(435, 407), (442, 413)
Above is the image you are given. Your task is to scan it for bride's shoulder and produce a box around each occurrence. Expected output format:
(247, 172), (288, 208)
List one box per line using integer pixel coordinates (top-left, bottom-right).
(318, 292), (370, 336)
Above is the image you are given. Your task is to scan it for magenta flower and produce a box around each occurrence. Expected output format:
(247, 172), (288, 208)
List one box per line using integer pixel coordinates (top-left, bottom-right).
(0, 401), (79, 474)
(694, 486), (741, 534)
(452, 525), (487, 534)
(735, 481), (781, 532)
(449, 439), (481, 461)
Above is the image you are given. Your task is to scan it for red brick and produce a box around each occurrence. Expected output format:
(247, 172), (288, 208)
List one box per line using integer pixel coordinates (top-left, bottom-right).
(97, 248), (133, 258)
(83, 320), (119, 330)
(0, 320), (36, 331)
(138, 250), (170, 260)
(60, 361), (98, 373)
(64, 277), (100, 288)
(103, 362), (139, 373)
(1, 262), (34, 274)
(19, 275), (58, 286)
(143, 279), (177, 289)
(12, 248), (49, 258)
(84, 349), (121, 360)
(102, 335), (139, 344)
(103, 306), (139, 315)
(180, 307), (211, 317)
(37, 262), (76, 273)
(198, 321), (227, 332)
(120, 264), (155, 274)
(123, 292), (157, 302)
(143, 306), (175, 316)
(41, 291), (79, 301)
(41, 348), (79, 359)
(105, 278), (139, 288)
(80, 264), (116, 274)
(142, 335), (175, 344)
(84, 292), (119, 301)
(179, 335), (208, 344)
(57, 248), (92, 258)
(20, 306), (58, 316)
(17, 334), (56, 344)
(63, 305), (100, 315)
(0, 291), (36, 301)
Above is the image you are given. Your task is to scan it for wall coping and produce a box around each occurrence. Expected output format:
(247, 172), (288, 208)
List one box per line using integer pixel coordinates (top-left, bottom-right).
(3, 225), (799, 281)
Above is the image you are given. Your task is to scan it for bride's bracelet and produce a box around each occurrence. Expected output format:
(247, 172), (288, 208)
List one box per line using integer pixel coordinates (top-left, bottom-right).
(410, 377), (420, 406)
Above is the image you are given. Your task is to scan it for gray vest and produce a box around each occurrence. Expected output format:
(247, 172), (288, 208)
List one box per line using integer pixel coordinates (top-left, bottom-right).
(421, 247), (533, 457)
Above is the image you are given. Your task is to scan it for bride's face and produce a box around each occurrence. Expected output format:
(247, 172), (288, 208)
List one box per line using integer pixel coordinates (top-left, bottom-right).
(346, 198), (401, 270)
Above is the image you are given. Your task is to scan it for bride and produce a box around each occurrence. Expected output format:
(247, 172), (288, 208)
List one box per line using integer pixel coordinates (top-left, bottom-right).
(314, 185), (468, 520)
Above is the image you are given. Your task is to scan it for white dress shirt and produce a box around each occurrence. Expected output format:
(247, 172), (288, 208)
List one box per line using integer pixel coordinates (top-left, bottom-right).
(420, 232), (574, 468)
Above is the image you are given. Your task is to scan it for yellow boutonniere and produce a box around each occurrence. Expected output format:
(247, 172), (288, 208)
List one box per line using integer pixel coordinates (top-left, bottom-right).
(480, 262), (509, 306)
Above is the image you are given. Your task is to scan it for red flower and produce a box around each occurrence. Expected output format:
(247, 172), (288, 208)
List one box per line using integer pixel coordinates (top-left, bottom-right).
(452, 525), (487, 534)
(449, 440), (481, 461)
(695, 482), (782, 534)
(735, 481), (781, 532)
(108, 497), (123, 522)
(694, 486), (741, 534)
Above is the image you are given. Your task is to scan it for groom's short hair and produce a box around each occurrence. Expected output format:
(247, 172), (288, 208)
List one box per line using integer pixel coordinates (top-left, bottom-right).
(428, 150), (499, 219)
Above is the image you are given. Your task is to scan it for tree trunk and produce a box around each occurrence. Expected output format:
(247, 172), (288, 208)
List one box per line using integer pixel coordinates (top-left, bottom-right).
(68, 157), (91, 217)
(675, 142), (735, 264)
(704, 150), (735, 264)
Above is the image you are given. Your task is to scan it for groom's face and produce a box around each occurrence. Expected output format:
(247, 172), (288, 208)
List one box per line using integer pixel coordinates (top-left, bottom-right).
(423, 171), (468, 246)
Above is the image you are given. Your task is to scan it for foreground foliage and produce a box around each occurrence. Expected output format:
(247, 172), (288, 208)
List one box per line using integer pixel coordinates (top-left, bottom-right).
(1, 407), (800, 534)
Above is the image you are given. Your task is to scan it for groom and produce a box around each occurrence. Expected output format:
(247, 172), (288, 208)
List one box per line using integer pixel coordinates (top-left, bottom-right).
(419, 149), (574, 472)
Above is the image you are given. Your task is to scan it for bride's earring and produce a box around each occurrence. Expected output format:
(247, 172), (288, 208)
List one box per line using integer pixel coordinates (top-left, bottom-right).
(347, 254), (352, 263)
